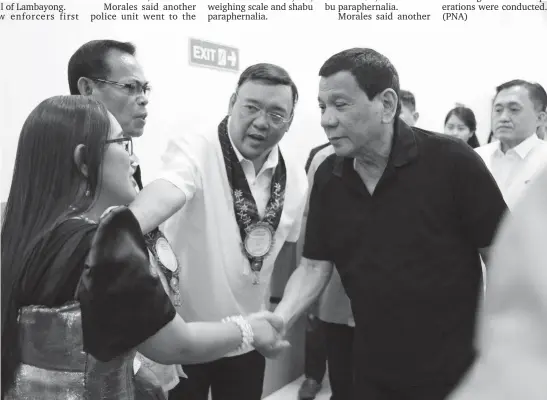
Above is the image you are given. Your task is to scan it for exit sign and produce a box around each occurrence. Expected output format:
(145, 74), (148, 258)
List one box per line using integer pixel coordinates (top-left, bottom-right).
(189, 38), (239, 72)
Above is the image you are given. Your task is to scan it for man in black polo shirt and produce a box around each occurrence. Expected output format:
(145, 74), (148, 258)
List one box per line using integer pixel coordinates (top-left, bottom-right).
(274, 48), (507, 400)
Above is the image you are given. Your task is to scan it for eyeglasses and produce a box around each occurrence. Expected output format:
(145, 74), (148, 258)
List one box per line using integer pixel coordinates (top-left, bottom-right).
(105, 137), (133, 155)
(237, 100), (291, 127)
(93, 78), (151, 97)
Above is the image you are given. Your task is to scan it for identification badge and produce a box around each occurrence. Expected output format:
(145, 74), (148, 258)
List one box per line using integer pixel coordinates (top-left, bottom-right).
(244, 223), (274, 258)
(155, 237), (177, 272)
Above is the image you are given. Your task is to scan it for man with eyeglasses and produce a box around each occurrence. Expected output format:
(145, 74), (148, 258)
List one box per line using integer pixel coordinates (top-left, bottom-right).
(128, 63), (308, 400)
(68, 39), (150, 190)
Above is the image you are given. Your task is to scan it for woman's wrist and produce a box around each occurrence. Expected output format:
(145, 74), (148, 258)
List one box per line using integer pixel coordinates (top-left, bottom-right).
(221, 315), (254, 350)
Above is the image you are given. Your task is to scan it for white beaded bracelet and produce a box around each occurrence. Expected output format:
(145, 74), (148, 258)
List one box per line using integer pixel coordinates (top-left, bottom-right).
(222, 315), (254, 351)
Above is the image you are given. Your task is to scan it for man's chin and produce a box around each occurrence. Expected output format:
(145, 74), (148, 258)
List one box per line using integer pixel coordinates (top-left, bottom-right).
(127, 128), (144, 138)
(494, 130), (512, 140)
(241, 141), (268, 158)
(331, 142), (351, 157)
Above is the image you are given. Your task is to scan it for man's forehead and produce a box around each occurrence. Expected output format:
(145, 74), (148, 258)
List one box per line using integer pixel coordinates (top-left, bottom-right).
(318, 72), (362, 98)
(495, 86), (531, 105)
(238, 81), (292, 108)
(104, 50), (145, 79)
(239, 80), (291, 95)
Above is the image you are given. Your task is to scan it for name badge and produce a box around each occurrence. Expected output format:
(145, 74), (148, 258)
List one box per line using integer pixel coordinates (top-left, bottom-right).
(155, 237), (177, 272)
(244, 223), (274, 259)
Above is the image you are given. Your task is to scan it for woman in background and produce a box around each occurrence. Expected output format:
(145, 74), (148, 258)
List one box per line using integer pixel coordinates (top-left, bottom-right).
(444, 106), (481, 148)
(1, 96), (284, 399)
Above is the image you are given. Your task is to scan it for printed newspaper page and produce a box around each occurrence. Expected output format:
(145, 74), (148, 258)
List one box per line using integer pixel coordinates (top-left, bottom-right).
(0, 0), (546, 399)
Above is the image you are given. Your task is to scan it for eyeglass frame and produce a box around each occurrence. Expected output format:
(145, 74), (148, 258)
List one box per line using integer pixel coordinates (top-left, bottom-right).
(92, 78), (152, 97)
(233, 93), (293, 127)
(105, 137), (133, 156)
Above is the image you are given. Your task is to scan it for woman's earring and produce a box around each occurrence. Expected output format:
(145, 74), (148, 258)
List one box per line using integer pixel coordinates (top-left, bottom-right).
(85, 189), (91, 197)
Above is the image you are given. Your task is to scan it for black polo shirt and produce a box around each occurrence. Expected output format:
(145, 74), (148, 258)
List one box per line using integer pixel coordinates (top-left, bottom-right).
(303, 122), (507, 385)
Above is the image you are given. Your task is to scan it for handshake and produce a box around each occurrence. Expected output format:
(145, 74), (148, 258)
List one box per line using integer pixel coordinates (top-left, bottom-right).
(245, 311), (291, 359)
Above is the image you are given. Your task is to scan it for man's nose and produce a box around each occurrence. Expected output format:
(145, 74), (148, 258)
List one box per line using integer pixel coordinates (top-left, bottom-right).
(498, 109), (511, 121)
(321, 108), (338, 128)
(252, 111), (269, 129)
(137, 94), (148, 106)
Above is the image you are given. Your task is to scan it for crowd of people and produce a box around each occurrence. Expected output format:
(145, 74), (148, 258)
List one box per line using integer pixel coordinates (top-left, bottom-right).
(1, 39), (546, 400)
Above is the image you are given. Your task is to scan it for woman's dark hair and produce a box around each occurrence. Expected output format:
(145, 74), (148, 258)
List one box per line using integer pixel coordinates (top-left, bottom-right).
(1, 95), (111, 394)
(444, 106), (480, 148)
(467, 132), (480, 148)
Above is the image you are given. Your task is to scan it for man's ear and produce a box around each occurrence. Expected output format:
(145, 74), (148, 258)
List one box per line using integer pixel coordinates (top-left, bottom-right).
(413, 111), (420, 122)
(228, 93), (237, 115)
(537, 110), (546, 126)
(73, 144), (89, 178)
(380, 88), (398, 124)
(76, 77), (94, 96)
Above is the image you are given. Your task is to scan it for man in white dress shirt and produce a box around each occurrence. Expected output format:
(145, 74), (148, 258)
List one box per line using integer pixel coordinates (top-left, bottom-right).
(534, 83), (547, 140)
(129, 63), (308, 400)
(475, 80), (547, 209)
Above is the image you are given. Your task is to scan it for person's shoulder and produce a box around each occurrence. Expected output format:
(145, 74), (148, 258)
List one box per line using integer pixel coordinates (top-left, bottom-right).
(59, 216), (98, 233)
(504, 164), (547, 243)
(167, 125), (217, 147)
(308, 143), (334, 171)
(412, 126), (464, 149)
(521, 163), (547, 209)
(312, 142), (332, 151)
(413, 127), (481, 156)
(279, 148), (308, 194)
(410, 127), (492, 175)
(305, 142), (332, 171)
(196, 121), (224, 143)
(44, 216), (97, 256)
(312, 152), (338, 184)
(533, 138), (547, 154)
(162, 121), (221, 163)
(313, 144), (335, 162)
(474, 141), (498, 159)
(528, 139), (547, 170)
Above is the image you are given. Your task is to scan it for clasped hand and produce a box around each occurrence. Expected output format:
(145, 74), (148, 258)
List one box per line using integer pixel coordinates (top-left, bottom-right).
(245, 311), (290, 359)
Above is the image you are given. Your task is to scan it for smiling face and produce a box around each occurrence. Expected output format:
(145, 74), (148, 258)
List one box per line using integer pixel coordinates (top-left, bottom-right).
(95, 112), (138, 209)
(227, 80), (293, 163)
